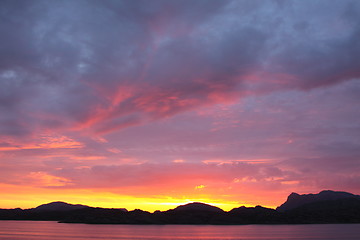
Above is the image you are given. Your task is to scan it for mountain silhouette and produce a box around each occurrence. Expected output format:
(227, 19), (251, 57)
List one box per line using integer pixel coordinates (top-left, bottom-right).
(33, 201), (89, 212)
(154, 202), (226, 224)
(227, 205), (281, 224)
(171, 202), (224, 213)
(276, 190), (360, 212)
(1, 190), (360, 224)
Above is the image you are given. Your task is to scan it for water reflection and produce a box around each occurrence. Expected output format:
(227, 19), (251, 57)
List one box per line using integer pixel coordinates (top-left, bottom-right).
(0, 221), (359, 240)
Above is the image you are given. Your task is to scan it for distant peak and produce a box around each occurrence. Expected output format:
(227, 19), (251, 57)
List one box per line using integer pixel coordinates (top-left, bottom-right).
(319, 190), (351, 194)
(277, 190), (359, 212)
(33, 201), (89, 212)
(47, 201), (68, 204)
(172, 202), (224, 213)
(288, 192), (300, 198)
(319, 190), (338, 195)
(319, 190), (334, 193)
(289, 192), (300, 196)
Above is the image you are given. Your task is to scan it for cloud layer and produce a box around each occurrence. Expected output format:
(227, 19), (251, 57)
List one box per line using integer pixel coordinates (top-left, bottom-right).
(0, 0), (360, 209)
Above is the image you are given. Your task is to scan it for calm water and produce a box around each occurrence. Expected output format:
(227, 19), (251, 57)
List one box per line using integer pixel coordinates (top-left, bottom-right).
(0, 221), (359, 240)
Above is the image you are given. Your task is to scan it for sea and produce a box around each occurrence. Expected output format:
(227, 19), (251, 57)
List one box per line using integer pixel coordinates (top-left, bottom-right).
(0, 221), (359, 240)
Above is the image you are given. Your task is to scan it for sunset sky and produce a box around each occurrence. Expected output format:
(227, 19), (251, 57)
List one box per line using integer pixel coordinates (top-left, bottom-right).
(1, 0), (360, 212)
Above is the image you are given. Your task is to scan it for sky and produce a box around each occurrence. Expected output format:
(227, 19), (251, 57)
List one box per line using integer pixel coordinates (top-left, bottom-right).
(0, 0), (360, 212)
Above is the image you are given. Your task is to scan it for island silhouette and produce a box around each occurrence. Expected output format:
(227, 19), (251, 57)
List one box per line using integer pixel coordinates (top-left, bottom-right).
(1, 190), (359, 224)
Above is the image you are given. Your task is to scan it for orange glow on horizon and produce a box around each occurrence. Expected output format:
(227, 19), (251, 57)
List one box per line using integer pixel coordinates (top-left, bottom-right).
(0, 183), (279, 212)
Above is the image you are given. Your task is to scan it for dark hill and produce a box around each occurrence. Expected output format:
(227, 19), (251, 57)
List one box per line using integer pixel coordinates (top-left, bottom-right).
(33, 201), (89, 212)
(283, 198), (360, 223)
(171, 202), (224, 213)
(158, 202), (226, 224)
(276, 190), (360, 212)
(227, 205), (282, 224)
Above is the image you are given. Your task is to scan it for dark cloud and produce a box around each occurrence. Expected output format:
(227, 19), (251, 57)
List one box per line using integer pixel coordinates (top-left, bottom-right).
(265, 0), (360, 89)
(271, 29), (360, 89)
(1, 0), (360, 137)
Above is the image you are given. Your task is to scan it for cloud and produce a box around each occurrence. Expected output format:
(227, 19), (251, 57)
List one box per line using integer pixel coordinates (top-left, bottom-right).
(0, 0), (257, 136)
(1, 0), (359, 138)
(18, 157), (357, 204)
(270, 27), (360, 89)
